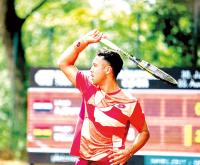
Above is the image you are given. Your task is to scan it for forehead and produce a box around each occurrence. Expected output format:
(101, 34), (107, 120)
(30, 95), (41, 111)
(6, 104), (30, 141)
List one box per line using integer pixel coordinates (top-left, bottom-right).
(92, 56), (109, 65)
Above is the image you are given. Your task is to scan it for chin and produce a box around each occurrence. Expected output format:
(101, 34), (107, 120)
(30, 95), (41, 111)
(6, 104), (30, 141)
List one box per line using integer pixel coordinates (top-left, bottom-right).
(90, 77), (100, 86)
(89, 78), (95, 85)
(92, 80), (99, 86)
(92, 81), (97, 85)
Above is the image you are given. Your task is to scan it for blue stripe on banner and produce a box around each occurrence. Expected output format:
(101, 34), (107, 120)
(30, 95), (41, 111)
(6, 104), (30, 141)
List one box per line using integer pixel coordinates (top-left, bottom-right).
(144, 155), (200, 165)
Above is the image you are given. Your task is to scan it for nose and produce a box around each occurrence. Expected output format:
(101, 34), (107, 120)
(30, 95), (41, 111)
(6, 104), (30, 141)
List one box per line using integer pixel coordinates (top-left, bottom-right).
(90, 66), (93, 73)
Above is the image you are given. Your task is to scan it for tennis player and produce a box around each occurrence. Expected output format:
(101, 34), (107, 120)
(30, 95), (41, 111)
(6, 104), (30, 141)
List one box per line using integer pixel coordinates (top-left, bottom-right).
(57, 29), (150, 165)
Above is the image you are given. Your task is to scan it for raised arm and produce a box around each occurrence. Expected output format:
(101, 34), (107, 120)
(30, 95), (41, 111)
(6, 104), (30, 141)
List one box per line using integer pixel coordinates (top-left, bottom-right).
(57, 29), (104, 86)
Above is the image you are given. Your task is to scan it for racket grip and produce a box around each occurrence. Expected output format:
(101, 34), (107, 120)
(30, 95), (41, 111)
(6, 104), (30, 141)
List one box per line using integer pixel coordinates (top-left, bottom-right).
(100, 38), (120, 50)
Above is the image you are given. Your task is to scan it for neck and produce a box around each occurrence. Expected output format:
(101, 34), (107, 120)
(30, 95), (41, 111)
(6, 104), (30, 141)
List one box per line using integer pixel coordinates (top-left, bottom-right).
(99, 79), (120, 94)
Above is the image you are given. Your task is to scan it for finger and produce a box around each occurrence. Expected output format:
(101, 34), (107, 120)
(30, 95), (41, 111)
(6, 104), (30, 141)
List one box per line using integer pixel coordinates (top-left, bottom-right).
(109, 154), (122, 163)
(93, 32), (104, 42)
(101, 33), (107, 39)
(109, 152), (128, 165)
(97, 32), (104, 39)
(108, 151), (121, 159)
(87, 29), (98, 37)
(89, 29), (100, 36)
(93, 31), (102, 38)
(109, 153), (117, 158)
(110, 156), (123, 165)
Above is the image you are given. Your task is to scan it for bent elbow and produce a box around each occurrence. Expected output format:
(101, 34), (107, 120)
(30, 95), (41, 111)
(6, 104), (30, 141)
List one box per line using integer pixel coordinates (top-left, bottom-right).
(57, 58), (63, 68)
(147, 131), (150, 141)
(57, 59), (68, 70)
(145, 130), (150, 143)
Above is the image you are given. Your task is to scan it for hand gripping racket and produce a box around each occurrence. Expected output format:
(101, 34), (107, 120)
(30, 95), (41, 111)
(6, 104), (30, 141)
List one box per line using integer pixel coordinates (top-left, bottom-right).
(100, 38), (178, 86)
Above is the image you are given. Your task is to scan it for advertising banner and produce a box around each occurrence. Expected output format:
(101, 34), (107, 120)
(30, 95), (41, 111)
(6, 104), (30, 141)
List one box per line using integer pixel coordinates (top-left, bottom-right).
(27, 68), (200, 164)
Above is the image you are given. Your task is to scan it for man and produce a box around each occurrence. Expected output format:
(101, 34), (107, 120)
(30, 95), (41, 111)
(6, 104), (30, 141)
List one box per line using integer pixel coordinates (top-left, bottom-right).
(57, 29), (149, 165)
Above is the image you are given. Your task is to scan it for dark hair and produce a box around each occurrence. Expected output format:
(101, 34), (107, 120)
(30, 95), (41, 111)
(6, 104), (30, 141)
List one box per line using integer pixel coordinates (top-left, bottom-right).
(97, 48), (123, 78)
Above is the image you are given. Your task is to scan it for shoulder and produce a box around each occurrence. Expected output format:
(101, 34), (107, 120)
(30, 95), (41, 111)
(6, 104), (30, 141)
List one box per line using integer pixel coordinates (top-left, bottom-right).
(76, 70), (90, 85)
(77, 70), (93, 84)
(76, 70), (97, 95)
(114, 89), (139, 117)
(120, 89), (138, 102)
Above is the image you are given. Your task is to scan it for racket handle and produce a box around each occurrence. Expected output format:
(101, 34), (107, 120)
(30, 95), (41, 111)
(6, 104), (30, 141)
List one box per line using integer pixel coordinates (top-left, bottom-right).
(100, 38), (120, 50)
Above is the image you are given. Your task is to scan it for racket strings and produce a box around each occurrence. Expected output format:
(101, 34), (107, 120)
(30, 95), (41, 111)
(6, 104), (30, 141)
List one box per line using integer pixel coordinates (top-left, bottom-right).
(130, 57), (177, 85)
(100, 39), (177, 85)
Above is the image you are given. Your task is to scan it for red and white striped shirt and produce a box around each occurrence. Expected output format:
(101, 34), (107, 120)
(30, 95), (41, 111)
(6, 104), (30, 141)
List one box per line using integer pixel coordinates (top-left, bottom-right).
(70, 71), (145, 161)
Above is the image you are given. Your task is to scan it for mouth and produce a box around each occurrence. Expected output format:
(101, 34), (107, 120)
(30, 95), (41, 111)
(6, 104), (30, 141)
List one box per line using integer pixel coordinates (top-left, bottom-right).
(89, 74), (94, 81)
(90, 73), (94, 78)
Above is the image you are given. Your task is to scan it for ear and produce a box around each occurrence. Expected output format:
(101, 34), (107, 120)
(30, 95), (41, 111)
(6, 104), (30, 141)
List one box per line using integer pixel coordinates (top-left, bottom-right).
(105, 66), (112, 75)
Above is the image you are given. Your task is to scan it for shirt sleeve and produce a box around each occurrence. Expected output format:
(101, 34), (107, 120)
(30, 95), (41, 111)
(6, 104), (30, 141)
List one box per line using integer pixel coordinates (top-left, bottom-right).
(129, 101), (145, 132)
(76, 71), (91, 94)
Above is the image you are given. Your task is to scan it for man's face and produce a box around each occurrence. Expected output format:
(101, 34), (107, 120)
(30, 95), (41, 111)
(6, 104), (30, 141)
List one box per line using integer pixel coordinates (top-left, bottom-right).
(90, 56), (111, 85)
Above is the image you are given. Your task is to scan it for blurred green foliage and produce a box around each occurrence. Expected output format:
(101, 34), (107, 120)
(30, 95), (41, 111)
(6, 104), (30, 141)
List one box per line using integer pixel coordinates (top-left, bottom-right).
(20, 0), (199, 68)
(0, 40), (12, 155)
(0, 0), (199, 160)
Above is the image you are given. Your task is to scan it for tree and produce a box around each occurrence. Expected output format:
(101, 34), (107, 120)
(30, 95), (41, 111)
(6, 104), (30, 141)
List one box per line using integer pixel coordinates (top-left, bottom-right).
(152, 0), (200, 67)
(0, 0), (47, 157)
(0, 0), (85, 157)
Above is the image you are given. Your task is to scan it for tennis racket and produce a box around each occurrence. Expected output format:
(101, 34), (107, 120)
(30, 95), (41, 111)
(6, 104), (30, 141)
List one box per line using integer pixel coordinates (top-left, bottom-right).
(100, 38), (178, 86)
